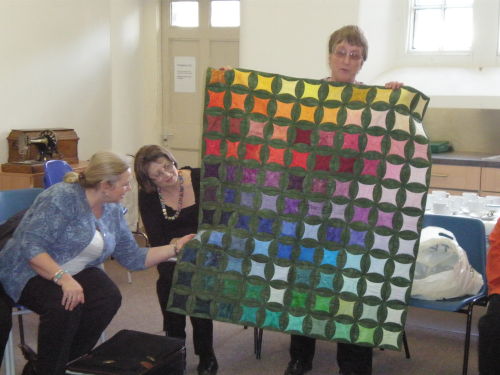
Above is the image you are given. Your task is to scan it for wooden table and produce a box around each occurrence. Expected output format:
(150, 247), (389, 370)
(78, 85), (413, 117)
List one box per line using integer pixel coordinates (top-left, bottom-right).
(0, 161), (88, 190)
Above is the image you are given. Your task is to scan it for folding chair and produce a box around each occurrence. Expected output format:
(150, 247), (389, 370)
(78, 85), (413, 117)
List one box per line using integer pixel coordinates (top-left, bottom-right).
(43, 159), (73, 188)
(405, 213), (488, 375)
(0, 188), (43, 375)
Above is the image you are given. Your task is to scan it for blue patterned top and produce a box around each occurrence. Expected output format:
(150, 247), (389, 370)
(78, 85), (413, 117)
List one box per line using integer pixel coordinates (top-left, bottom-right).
(0, 182), (149, 301)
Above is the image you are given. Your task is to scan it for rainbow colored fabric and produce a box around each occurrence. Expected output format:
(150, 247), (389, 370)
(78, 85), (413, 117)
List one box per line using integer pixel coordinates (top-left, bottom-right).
(167, 68), (431, 350)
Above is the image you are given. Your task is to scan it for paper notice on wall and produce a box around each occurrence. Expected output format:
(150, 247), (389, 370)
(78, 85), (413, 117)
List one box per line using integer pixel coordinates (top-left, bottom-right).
(174, 56), (196, 93)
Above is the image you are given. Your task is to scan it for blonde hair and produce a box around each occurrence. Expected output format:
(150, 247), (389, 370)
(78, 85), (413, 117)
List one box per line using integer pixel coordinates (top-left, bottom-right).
(64, 151), (129, 188)
(328, 25), (368, 61)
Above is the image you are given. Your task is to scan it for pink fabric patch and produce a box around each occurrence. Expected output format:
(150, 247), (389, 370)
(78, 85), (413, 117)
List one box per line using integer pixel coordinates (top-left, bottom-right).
(412, 142), (429, 160)
(408, 165), (428, 184)
(333, 181), (350, 197)
(318, 130), (335, 147)
(368, 110), (388, 128)
(376, 210), (394, 228)
(361, 159), (380, 176)
(384, 162), (403, 181)
(352, 206), (370, 224)
(364, 135), (383, 153)
(345, 108), (363, 127)
(388, 139), (407, 157)
(272, 124), (288, 141)
(356, 183), (374, 200)
(229, 118), (242, 135)
(342, 133), (360, 151)
(206, 115), (223, 132)
(312, 178), (328, 193)
(248, 120), (266, 138)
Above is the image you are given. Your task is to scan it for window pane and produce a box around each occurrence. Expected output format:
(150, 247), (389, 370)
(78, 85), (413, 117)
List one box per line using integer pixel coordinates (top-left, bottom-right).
(443, 8), (473, 50)
(415, 0), (443, 6)
(446, 0), (473, 7)
(211, 1), (240, 27)
(413, 9), (442, 50)
(171, 1), (199, 27)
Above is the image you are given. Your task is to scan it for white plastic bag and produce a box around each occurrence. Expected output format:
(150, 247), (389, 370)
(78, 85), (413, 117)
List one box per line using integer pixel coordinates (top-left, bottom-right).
(411, 226), (484, 300)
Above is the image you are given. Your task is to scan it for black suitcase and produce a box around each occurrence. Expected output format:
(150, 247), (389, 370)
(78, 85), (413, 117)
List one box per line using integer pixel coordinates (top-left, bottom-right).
(66, 330), (185, 375)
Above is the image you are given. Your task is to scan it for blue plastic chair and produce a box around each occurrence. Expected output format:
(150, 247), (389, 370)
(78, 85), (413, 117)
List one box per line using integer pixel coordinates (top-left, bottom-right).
(406, 213), (488, 375)
(43, 159), (73, 188)
(0, 188), (43, 375)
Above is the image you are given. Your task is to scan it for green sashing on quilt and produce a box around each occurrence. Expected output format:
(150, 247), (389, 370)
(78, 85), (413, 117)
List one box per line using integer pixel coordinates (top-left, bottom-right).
(167, 67), (431, 350)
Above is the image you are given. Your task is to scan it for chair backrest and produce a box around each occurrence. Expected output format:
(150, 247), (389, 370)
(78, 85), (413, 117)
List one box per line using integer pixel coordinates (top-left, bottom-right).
(0, 188), (44, 223)
(423, 214), (487, 286)
(43, 160), (73, 188)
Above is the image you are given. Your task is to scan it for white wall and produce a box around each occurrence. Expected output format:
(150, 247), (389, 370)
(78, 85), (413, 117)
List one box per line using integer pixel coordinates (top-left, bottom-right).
(240, 0), (360, 80)
(0, 0), (162, 164)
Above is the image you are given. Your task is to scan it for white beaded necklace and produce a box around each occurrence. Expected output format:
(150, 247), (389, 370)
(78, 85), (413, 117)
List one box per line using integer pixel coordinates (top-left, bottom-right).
(158, 174), (184, 221)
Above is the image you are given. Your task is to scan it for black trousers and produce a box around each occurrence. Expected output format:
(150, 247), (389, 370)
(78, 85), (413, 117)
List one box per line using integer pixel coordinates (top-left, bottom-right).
(17, 267), (122, 375)
(157, 261), (214, 358)
(290, 334), (373, 375)
(478, 294), (500, 375)
(0, 282), (13, 368)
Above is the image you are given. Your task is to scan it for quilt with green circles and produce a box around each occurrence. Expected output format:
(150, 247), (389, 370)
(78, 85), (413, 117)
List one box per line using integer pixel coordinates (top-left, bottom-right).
(167, 68), (431, 350)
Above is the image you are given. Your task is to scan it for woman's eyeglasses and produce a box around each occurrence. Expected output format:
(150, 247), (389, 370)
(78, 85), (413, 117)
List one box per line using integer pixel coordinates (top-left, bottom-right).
(333, 48), (362, 61)
(149, 163), (176, 180)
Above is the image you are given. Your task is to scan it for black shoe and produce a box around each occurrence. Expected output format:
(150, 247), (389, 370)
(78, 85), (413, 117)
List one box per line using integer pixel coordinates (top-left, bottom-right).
(284, 359), (313, 375)
(197, 355), (218, 375)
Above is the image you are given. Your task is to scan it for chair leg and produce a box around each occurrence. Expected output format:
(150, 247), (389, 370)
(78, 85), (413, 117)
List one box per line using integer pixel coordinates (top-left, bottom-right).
(4, 330), (15, 375)
(462, 305), (474, 375)
(254, 328), (263, 359)
(402, 330), (411, 359)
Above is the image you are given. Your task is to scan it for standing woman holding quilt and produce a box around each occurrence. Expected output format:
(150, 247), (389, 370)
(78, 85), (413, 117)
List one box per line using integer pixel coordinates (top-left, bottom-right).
(283, 25), (403, 375)
(134, 145), (218, 375)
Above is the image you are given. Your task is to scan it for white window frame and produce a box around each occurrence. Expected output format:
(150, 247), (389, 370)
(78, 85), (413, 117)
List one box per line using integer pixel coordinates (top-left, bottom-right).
(407, 0), (473, 55)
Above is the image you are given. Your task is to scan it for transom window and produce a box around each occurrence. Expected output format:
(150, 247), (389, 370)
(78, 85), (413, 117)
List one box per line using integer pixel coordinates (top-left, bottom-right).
(409, 0), (474, 52)
(170, 0), (240, 28)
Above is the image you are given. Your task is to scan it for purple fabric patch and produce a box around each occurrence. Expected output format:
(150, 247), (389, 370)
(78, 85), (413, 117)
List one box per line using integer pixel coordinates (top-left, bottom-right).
(220, 211), (233, 225)
(261, 194), (278, 211)
(377, 210), (394, 228)
(241, 192), (255, 208)
(326, 226), (343, 243)
(333, 181), (350, 197)
(225, 165), (238, 182)
(348, 229), (367, 247)
(330, 203), (347, 220)
(242, 168), (258, 184)
(312, 178), (328, 194)
(264, 170), (281, 188)
(204, 186), (217, 201)
(284, 197), (301, 214)
(308, 201), (325, 217)
(288, 175), (305, 191)
(204, 163), (220, 178)
(208, 231), (224, 247)
(202, 209), (215, 224)
(352, 206), (370, 224)
(224, 188), (236, 203)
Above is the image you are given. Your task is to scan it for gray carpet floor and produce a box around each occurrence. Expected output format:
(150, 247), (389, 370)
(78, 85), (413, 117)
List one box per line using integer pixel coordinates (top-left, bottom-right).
(1, 259), (485, 375)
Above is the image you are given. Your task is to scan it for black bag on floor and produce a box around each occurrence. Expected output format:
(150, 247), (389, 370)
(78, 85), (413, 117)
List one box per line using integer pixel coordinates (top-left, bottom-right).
(66, 330), (186, 375)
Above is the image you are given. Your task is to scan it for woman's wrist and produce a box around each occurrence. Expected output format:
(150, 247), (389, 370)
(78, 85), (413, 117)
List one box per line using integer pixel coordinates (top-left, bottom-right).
(52, 269), (68, 285)
(172, 242), (180, 255)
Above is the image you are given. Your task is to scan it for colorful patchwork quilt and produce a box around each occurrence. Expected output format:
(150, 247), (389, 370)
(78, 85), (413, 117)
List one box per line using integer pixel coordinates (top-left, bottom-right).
(167, 68), (431, 350)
